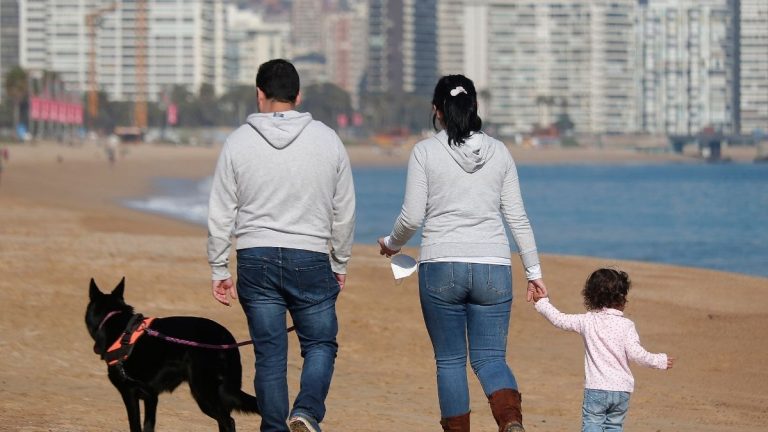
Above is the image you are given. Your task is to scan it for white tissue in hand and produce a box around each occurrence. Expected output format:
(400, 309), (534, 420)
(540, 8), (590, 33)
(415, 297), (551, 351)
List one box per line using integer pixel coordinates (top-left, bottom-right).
(391, 254), (418, 280)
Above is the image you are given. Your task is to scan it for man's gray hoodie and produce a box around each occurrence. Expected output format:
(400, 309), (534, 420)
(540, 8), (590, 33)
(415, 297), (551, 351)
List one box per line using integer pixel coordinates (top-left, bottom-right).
(388, 130), (539, 269)
(208, 110), (356, 279)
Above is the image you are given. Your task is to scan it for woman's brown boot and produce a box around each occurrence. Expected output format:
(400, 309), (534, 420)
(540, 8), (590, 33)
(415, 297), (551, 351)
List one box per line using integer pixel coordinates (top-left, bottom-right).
(439, 411), (470, 432)
(488, 389), (524, 432)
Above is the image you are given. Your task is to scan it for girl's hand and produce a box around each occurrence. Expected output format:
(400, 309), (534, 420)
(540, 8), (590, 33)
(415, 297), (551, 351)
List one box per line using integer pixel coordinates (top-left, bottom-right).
(532, 286), (548, 303)
(527, 279), (547, 302)
(667, 356), (676, 369)
(378, 237), (400, 257)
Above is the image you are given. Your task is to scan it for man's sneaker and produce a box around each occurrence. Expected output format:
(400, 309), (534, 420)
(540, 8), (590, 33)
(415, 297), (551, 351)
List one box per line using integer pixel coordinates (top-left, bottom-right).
(288, 414), (319, 432)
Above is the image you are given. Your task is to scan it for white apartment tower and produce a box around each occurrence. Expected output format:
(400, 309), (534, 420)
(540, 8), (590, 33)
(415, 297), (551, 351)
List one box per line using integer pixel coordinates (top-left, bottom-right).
(637, 0), (738, 135)
(226, 5), (290, 87)
(739, 0), (768, 134)
(18, 0), (227, 102)
(291, 0), (325, 56)
(458, 0), (637, 135)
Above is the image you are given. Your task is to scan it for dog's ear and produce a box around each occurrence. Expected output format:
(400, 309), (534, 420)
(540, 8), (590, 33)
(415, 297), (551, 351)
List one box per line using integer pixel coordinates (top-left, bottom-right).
(111, 277), (125, 299)
(89, 278), (102, 300)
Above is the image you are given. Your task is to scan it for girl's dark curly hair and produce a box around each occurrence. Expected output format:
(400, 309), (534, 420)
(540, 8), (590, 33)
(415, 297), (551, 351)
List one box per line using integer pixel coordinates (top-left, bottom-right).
(582, 268), (631, 310)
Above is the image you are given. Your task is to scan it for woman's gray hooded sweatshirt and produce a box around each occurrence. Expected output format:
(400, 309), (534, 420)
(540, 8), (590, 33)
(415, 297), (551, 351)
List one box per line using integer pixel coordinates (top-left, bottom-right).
(208, 111), (356, 280)
(388, 130), (539, 269)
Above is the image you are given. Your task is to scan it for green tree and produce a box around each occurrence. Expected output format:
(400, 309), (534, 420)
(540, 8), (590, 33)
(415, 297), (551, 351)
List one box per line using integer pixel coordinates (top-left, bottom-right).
(217, 85), (257, 126)
(4, 66), (28, 134)
(301, 83), (352, 128)
(197, 83), (218, 127)
(361, 91), (432, 134)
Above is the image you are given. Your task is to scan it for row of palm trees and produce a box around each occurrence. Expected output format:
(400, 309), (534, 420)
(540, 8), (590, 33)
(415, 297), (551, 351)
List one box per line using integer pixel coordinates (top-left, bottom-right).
(3, 66), (28, 134)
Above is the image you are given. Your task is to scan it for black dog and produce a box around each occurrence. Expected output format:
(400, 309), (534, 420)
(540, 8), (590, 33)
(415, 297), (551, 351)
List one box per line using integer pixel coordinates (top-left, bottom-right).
(85, 278), (259, 432)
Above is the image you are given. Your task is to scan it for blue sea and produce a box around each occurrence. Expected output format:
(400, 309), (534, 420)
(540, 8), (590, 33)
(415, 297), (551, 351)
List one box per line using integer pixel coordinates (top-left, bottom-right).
(125, 163), (768, 278)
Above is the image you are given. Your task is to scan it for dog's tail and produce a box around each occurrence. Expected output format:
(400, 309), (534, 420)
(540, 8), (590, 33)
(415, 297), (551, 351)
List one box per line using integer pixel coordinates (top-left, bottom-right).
(224, 389), (260, 414)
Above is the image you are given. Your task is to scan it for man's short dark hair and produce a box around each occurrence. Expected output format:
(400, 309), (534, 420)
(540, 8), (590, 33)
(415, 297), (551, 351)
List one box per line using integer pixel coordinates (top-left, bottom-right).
(256, 59), (300, 103)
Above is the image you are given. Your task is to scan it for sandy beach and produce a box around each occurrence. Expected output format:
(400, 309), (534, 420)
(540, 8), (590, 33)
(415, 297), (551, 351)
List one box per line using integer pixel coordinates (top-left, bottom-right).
(1, 141), (766, 431)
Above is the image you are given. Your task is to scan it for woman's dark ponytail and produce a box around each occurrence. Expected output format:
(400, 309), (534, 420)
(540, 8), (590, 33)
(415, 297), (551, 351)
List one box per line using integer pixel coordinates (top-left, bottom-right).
(432, 75), (483, 146)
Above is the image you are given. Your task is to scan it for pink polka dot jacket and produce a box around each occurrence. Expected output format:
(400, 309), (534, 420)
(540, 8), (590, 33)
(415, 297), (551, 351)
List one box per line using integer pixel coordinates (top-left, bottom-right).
(535, 297), (668, 392)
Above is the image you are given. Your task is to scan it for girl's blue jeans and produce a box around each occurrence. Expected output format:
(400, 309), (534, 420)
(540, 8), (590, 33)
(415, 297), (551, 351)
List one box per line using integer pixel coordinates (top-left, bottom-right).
(582, 389), (631, 432)
(418, 262), (518, 417)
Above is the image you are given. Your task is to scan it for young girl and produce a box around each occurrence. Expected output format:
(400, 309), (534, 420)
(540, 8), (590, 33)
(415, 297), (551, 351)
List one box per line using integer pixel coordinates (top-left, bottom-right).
(533, 268), (674, 431)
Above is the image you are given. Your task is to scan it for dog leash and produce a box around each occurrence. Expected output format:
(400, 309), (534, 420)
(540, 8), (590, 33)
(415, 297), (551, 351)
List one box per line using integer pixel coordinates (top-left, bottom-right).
(100, 310), (296, 351)
(144, 325), (296, 350)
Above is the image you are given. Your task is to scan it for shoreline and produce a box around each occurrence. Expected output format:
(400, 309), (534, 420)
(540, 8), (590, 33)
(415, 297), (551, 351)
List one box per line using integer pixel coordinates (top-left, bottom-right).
(1, 141), (767, 431)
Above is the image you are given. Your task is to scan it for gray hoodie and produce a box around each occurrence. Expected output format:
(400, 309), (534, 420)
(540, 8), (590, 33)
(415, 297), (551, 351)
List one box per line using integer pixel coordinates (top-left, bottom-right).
(207, 111), (356, 279)
(388, 130), (539, 268)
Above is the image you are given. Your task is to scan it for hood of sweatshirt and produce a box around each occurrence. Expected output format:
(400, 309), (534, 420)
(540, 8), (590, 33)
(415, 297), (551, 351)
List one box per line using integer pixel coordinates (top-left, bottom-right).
(246, 110), (313, 149)
(436, 130), (495, 173)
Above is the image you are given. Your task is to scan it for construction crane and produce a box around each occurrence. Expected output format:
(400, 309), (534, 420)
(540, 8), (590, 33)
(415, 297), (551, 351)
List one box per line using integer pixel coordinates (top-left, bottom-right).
(86, 2), (118, 126)
(87, 0), (148, 132)
(134, 0), (147, 130)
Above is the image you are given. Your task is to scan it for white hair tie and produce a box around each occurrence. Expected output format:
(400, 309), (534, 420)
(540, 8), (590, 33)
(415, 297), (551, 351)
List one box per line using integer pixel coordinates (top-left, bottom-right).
(450, 86), (467, 97)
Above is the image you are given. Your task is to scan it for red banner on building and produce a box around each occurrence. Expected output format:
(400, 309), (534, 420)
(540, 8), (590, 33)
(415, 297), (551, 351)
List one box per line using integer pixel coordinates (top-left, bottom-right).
(167, 104), (178, 126)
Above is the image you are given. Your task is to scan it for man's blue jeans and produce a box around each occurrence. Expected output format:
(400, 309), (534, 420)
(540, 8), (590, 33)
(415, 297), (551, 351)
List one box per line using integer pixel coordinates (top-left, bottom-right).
(582, 389), (631, 432)
(418, 262), (518, 417)
(237, 247), (340, 432)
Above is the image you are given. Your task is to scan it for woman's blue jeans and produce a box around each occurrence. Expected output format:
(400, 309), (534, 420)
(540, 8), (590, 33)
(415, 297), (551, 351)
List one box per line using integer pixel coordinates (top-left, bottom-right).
(418, 262), (518, 417)
(237, 247), (340, 432)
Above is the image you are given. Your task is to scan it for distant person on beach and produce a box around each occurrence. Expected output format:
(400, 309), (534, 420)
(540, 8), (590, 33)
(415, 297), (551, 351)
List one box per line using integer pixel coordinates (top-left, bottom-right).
(106, 133), (119, 165)
(377, 74), (546, 432)
(207, 59), (355, 432)
(532, 268), (675, 432)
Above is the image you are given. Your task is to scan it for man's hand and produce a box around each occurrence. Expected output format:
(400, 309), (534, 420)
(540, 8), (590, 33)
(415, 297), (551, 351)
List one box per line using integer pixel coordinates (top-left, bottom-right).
(667, 356), (676, 369)
(377, 237), (400, 258)
(212, 278), (237, 306)
(335, 273), (346, 291)
(527, 278), (547, 303)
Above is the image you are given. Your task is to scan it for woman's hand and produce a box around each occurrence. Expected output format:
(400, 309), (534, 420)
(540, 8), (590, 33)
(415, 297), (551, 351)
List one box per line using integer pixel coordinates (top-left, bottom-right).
(377, 237), (400, 257)
(527, 278), (547, 303)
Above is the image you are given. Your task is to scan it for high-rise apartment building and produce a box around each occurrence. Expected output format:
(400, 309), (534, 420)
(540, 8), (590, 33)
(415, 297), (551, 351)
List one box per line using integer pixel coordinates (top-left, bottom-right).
(739, 0), (768, 134)
(291, 0), (326, 56)
(637, 0), (738, 135)
(18, 0), (227, 102)
(226, 5), (290, 87)
(324, 1), (368, 108)
(437, 0), (464, 76)
(460, 0), (637, 135)
(367, 0), (437, 95)
(0, 0), (21, 100)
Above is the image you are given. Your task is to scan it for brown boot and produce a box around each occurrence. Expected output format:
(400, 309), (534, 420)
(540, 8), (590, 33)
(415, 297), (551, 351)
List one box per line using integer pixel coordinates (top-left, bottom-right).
(439, 411), (470, 432)
(488, 389), (524, 432)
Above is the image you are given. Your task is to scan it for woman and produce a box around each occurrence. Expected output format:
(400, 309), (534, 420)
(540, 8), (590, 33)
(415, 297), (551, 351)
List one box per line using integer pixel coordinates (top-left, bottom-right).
(378, 75), (546, 432)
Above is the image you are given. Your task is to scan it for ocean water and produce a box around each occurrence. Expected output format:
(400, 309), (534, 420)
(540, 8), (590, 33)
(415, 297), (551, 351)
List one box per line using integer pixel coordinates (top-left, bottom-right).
(124, 163), (768, 278)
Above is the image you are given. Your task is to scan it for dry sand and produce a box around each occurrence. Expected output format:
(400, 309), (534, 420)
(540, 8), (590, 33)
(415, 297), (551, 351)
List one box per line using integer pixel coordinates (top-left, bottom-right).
(0, 142), (766, 431)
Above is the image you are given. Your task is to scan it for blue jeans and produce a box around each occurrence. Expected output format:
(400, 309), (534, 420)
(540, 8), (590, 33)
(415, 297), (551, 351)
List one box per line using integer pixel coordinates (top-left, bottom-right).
(418, 262), (518, 417)
(237, 247), (340, 432)
(582, 389), (631, 432)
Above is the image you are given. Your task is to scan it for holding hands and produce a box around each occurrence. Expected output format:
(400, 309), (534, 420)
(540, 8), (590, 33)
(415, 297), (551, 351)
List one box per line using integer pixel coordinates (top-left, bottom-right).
(378, 237), (400, 258)
(528, 279), (548, 303)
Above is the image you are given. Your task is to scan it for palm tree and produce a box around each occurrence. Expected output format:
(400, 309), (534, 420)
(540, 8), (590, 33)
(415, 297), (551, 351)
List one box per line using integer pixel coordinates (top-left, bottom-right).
(4, 66), (28, 136)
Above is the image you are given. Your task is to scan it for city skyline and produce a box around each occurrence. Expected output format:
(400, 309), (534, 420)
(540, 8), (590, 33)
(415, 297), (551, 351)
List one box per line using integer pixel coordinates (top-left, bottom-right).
(0, 0), (766, 135)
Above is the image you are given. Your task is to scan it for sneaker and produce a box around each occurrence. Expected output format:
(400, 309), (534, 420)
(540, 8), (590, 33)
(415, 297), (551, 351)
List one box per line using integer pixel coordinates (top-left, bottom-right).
(288, 414), (320, 432)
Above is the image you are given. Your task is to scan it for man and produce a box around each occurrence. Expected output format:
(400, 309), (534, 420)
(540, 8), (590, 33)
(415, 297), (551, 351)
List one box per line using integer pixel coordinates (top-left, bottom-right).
(207, 59), (355, 432)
